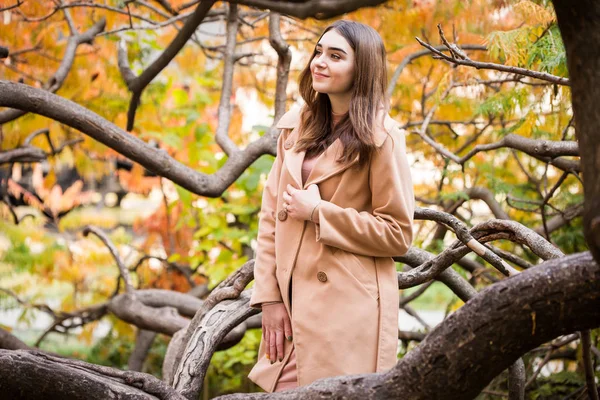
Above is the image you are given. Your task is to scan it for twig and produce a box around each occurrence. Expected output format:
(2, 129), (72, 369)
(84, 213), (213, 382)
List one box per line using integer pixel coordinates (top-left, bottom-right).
(82, 225), (134, 293)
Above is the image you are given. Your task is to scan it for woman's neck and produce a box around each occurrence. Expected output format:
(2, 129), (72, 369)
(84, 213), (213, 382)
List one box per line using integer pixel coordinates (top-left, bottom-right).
(328, 92), (351, 115)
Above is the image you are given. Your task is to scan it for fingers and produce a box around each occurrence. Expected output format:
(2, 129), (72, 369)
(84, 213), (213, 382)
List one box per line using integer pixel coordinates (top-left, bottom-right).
(276, 330), (284, 362)
(264, 328), (270, 359)
(269, 331), (277, 364)
(283, 313), (293, 342)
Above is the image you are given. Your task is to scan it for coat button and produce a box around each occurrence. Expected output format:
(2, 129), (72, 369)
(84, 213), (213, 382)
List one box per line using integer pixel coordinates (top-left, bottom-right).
(284, 139), (294, 150)
(278, 210), (288, 221)
(317, 271), (328, 282)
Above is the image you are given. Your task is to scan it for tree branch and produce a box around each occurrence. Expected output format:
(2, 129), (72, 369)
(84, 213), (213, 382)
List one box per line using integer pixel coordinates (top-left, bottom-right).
(0, 18), (106, 124)
(118, 0), (217, 131)
(226, 0), (390, 20)
(415, 29), (569, 86)
(82, 225), (134, 293)
(218, 252), (600, 399)
(215, 3), (241, 156)
(0, 349), (186, 399)
(0, 80), (277, 198)
(580, 330), (600, 400)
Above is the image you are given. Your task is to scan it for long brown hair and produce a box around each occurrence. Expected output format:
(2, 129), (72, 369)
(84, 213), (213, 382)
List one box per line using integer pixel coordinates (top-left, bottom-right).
(295, 20), (390, 166)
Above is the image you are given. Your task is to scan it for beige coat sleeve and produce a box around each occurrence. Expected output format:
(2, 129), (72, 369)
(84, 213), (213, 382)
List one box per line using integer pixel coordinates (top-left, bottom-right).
(249, 130), (286, 309)
(315, 128), (415, 257)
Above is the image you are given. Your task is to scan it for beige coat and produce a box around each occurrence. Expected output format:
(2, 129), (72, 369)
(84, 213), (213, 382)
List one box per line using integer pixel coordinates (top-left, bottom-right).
(248, 105), (415, 392)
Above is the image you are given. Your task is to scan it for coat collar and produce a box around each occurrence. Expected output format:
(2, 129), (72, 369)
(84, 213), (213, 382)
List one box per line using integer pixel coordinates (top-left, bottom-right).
(276, 105), (398, 189)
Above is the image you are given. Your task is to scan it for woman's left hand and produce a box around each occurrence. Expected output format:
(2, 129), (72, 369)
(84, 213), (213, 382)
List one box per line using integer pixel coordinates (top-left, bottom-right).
(282, 184), (321, 221)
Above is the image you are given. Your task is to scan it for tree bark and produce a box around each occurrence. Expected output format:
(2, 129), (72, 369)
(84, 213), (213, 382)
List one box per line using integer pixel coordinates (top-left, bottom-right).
(217, 251), (600, 399)
(0, 349), (184, 400)
(552, 0), (600, 264)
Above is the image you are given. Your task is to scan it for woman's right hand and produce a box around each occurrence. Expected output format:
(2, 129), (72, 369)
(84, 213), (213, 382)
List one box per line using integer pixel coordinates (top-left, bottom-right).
(261, 302), (292, 363)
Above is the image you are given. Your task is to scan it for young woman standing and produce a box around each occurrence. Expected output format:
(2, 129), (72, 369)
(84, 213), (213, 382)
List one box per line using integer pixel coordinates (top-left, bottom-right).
(248, 19), (415, 392)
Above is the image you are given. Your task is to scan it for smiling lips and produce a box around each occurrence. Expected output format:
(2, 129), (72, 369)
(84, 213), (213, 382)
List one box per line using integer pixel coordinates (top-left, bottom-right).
(313, 72), (329, 78)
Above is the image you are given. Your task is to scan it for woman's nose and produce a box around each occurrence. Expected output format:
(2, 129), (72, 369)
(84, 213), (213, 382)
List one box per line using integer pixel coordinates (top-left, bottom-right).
(315, 54), (326, 66)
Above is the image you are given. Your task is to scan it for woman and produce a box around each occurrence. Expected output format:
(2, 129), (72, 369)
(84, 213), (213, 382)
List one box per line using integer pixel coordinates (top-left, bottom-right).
(248, 20), (415, 392)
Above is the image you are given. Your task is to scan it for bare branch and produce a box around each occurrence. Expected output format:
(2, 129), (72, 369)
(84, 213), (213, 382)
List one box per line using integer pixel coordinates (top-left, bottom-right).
(459, 133), (579, 166)
(215, 3), (241, 156)
(388, 44), (487, 98)
(35, 302), (109, 347)
(581, 330), (600, 400)
(119, 0), (217, 131)
(0, 146), (47, 164)
(396, 247), (478, 302)
(508, 359), (526, 400)
(108, 292), (190, 335)
(398, 215), (563, 289)
(154, 0), (179, 15)
(0, 0), (23, 12)
(415, 207), (520, 276)
(128, 329), (158, 372)
(534, 203), (584, 235)
(0, 18), (106, 124)
(269, 11), (292, 121)
(414, 34), (569, 86)
(82, 225), (134, 293)
(172, 289), (259, 398)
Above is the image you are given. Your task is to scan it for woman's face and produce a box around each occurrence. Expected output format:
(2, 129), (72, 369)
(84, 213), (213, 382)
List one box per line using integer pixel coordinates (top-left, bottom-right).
(310, 29), (356, 95)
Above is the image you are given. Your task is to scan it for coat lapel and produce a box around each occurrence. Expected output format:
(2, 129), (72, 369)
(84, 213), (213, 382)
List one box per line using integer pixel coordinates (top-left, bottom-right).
(275, 106), (398, 189)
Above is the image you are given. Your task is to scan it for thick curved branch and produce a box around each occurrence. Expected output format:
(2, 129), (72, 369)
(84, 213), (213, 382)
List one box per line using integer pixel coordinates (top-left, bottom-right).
(170, 261), (257, 389)
(218, 252), (600, 399)
(226, 0), (389, 20)
(0, 328), (28, 350)
(415, 207), (520, 276)
(129, 289), (204, 318)
(396, 247), (478, 301)
(0, 80), (277, 197)
(108, 292), (191, 336)
(398, 217), (563, 288)
(472, 220), (564, 260)
(0, 349), (185, 400)
(172, 290), (259, 399)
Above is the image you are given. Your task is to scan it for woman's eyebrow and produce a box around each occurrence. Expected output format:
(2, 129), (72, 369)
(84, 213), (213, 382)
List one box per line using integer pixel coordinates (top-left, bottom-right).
(315, 42), (348, 55)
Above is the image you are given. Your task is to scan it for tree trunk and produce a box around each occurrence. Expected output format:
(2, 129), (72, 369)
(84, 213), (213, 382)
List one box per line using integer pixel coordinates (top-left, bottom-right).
(552, 0), (600, 263)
